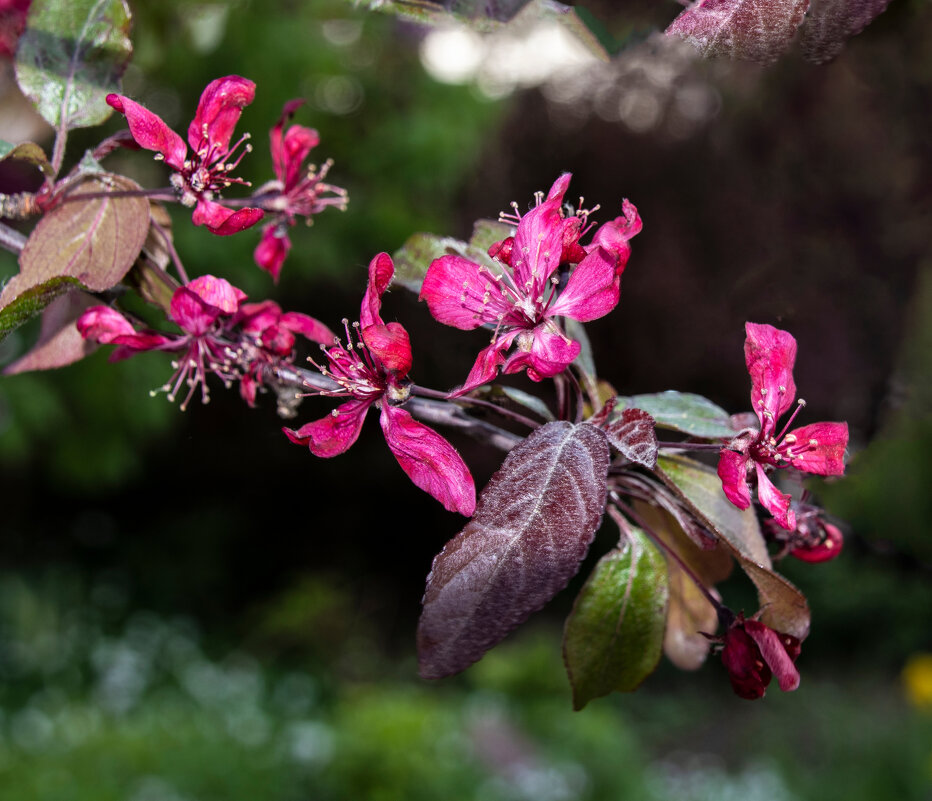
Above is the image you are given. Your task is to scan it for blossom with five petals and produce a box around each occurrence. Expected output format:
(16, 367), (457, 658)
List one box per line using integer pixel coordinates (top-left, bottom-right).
(252, 100), (348, 281)
(106, 76), (264, 234)
(283, 253), (476, 516)
(419, 173), (640, 396)
(717, 322), (848, 530)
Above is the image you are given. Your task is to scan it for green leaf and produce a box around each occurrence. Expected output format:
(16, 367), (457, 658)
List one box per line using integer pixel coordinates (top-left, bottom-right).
(0, 140), (53, 176)
(493, 385), (555, 421)
(469, 217), (514, 252)
(0, 276), (82, 342)
(655, 454), (810, 639)
(392, 231), (503, 295)
(615, 391), (735, 439)
(15, 0), (133, 131)
(563, 526), (669, 709)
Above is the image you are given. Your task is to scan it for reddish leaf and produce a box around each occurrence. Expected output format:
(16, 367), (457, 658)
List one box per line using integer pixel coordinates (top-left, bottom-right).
(418, 421), (610, 679)
(666, 0), (810, 64)
(3, 289), (98, 374)
(2, 175), (149, 311)
(605, 408), (658, 469)
(799, 0), (892, 64)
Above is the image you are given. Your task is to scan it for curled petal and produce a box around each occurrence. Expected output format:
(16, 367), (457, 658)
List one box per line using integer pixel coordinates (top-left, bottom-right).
(755, 463), (796, 530)
(785, 421), (848, 476)
(745, 322), (797, 424)
(791, 522), (844, 563)
(188, 75), (256, 154)
(718, 449), (752, 510)
(279, 125), (319, 188)
(548, 246), (619, 322)
(420, 254), (498, 331)
(362, 322), (413, 377)
(589, 198), (642, 276)
(504, 328), (580, 381)
(283, 397), (372, 457)
(379, 405), (476, 516)
(76, 305), (137, 343)
(185, 275), (246, 314)
(360, 252), (396, 329)
(545, 172), (572, 202)
(193, 200), (264, 234)
(744, 620), (801, 693)
(254, 224), (292, 281)
(105, 94), (187, 171)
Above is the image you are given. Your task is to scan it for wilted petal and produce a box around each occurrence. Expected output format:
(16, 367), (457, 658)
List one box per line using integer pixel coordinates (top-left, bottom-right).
(254, 224), (291, 281)
(420, 254), (498, 331)
(360, 252), (395, 329)
(745, 322), (797, 422)
(548, 246), (619, 322)
(193, 200), (264, 234)
(791, 522), (843, 563)
(380, 405), (476, 516)
(785, 421), (848, 475)
(188, 75), (256, 154)
(718, 448), (752, 509)
(362, 322), (413, 377)
(744, 620), (801, 693)
(755, 463), (795, 530)
(283, 397), (371, 457)
(722, 625), (771, 700)
(106, 94), (187, 171)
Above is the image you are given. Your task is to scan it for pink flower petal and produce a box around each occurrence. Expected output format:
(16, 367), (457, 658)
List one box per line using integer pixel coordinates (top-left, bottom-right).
(545, 172), (572, 202)
(504, 328), (580, 381)
(280, 312), (335, 345)
(187, 75), (256, 154)
(360, 252), (396, 330)
(236, 300), (283, 333)
(362, 322), (413, 377)
(589, 198), (642, 276)
(722, 625), (770, 699)
(280, 125), (319, 188)
(755, 463), (796, 530)
(185, 275), (246, 314)
(718, 449), (752, 510)
(784, 421), (848, 475)
(379, 405), (476, 516)
(745, 322), (798, 424)
(76, 305), (137, 342)
(283, 397), (372, 457)
(106, 93), (187, 170)
(420, 254), (499, 331)
(791, 522), (843, 563)
(548, 246), (619, 322)
(744, 620), (801, 693)
(254, 224), (291, 281)
(193, 200), (264, 235)
(512, 193), (564, 290)
(449, 338), (512, 398)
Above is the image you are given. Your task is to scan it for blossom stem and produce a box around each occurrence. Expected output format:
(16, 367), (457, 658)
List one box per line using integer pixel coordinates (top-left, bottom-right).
(149, 215), (189, 284)
(411, 384), (542, 430)
(657, 441), (727, 450)
(610, 491), (724, 612)
(0, 221), (27, 255)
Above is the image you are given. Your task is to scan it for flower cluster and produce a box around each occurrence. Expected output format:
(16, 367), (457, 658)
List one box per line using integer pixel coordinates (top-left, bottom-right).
(419, 173), (640, 395)
(283, 253), (476, 516)
(77, 275), (330, 410)
(718, 322), (849, 531)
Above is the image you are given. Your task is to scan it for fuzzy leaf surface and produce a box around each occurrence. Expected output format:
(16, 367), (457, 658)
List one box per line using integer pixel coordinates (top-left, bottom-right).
(656, 454), (810, 639)
(563, 526), (668, 709)
(799, 0), (891, 64)
(604, 407), (658, 469)
(4, 175), (149, 310)
(665, 0), (809, 64)
(418, 421), (610, 679)
(615, 391), (735, 439)
(15, 0), (132, 131)
(0, 276), (82, 343)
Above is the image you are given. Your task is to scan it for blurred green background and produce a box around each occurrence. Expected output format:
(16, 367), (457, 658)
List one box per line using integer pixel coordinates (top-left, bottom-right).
(0, 0), (930, 798)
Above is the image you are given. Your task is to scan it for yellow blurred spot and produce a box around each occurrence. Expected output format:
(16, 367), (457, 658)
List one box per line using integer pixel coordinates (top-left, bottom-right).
(902, 653), (932, 710)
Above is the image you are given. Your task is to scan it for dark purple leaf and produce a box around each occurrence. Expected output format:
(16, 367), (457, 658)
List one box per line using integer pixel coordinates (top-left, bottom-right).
(666, 0), (810, 64)
(605, 407), (658, 469)
(3, 289), (98, 374)
(418, 421), (610, 679)
(799, 0), (892, 64)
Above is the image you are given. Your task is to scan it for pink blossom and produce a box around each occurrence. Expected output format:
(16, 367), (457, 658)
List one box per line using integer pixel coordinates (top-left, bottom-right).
(106, 76), (264, 235)
(283, 253), (476, 516)
(720, 614), (801, 700)
(717, 323), (849, 530)
(419, 173), (640, 395)
(252, 100), (348, 281)
(764, 499), (845, 563)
